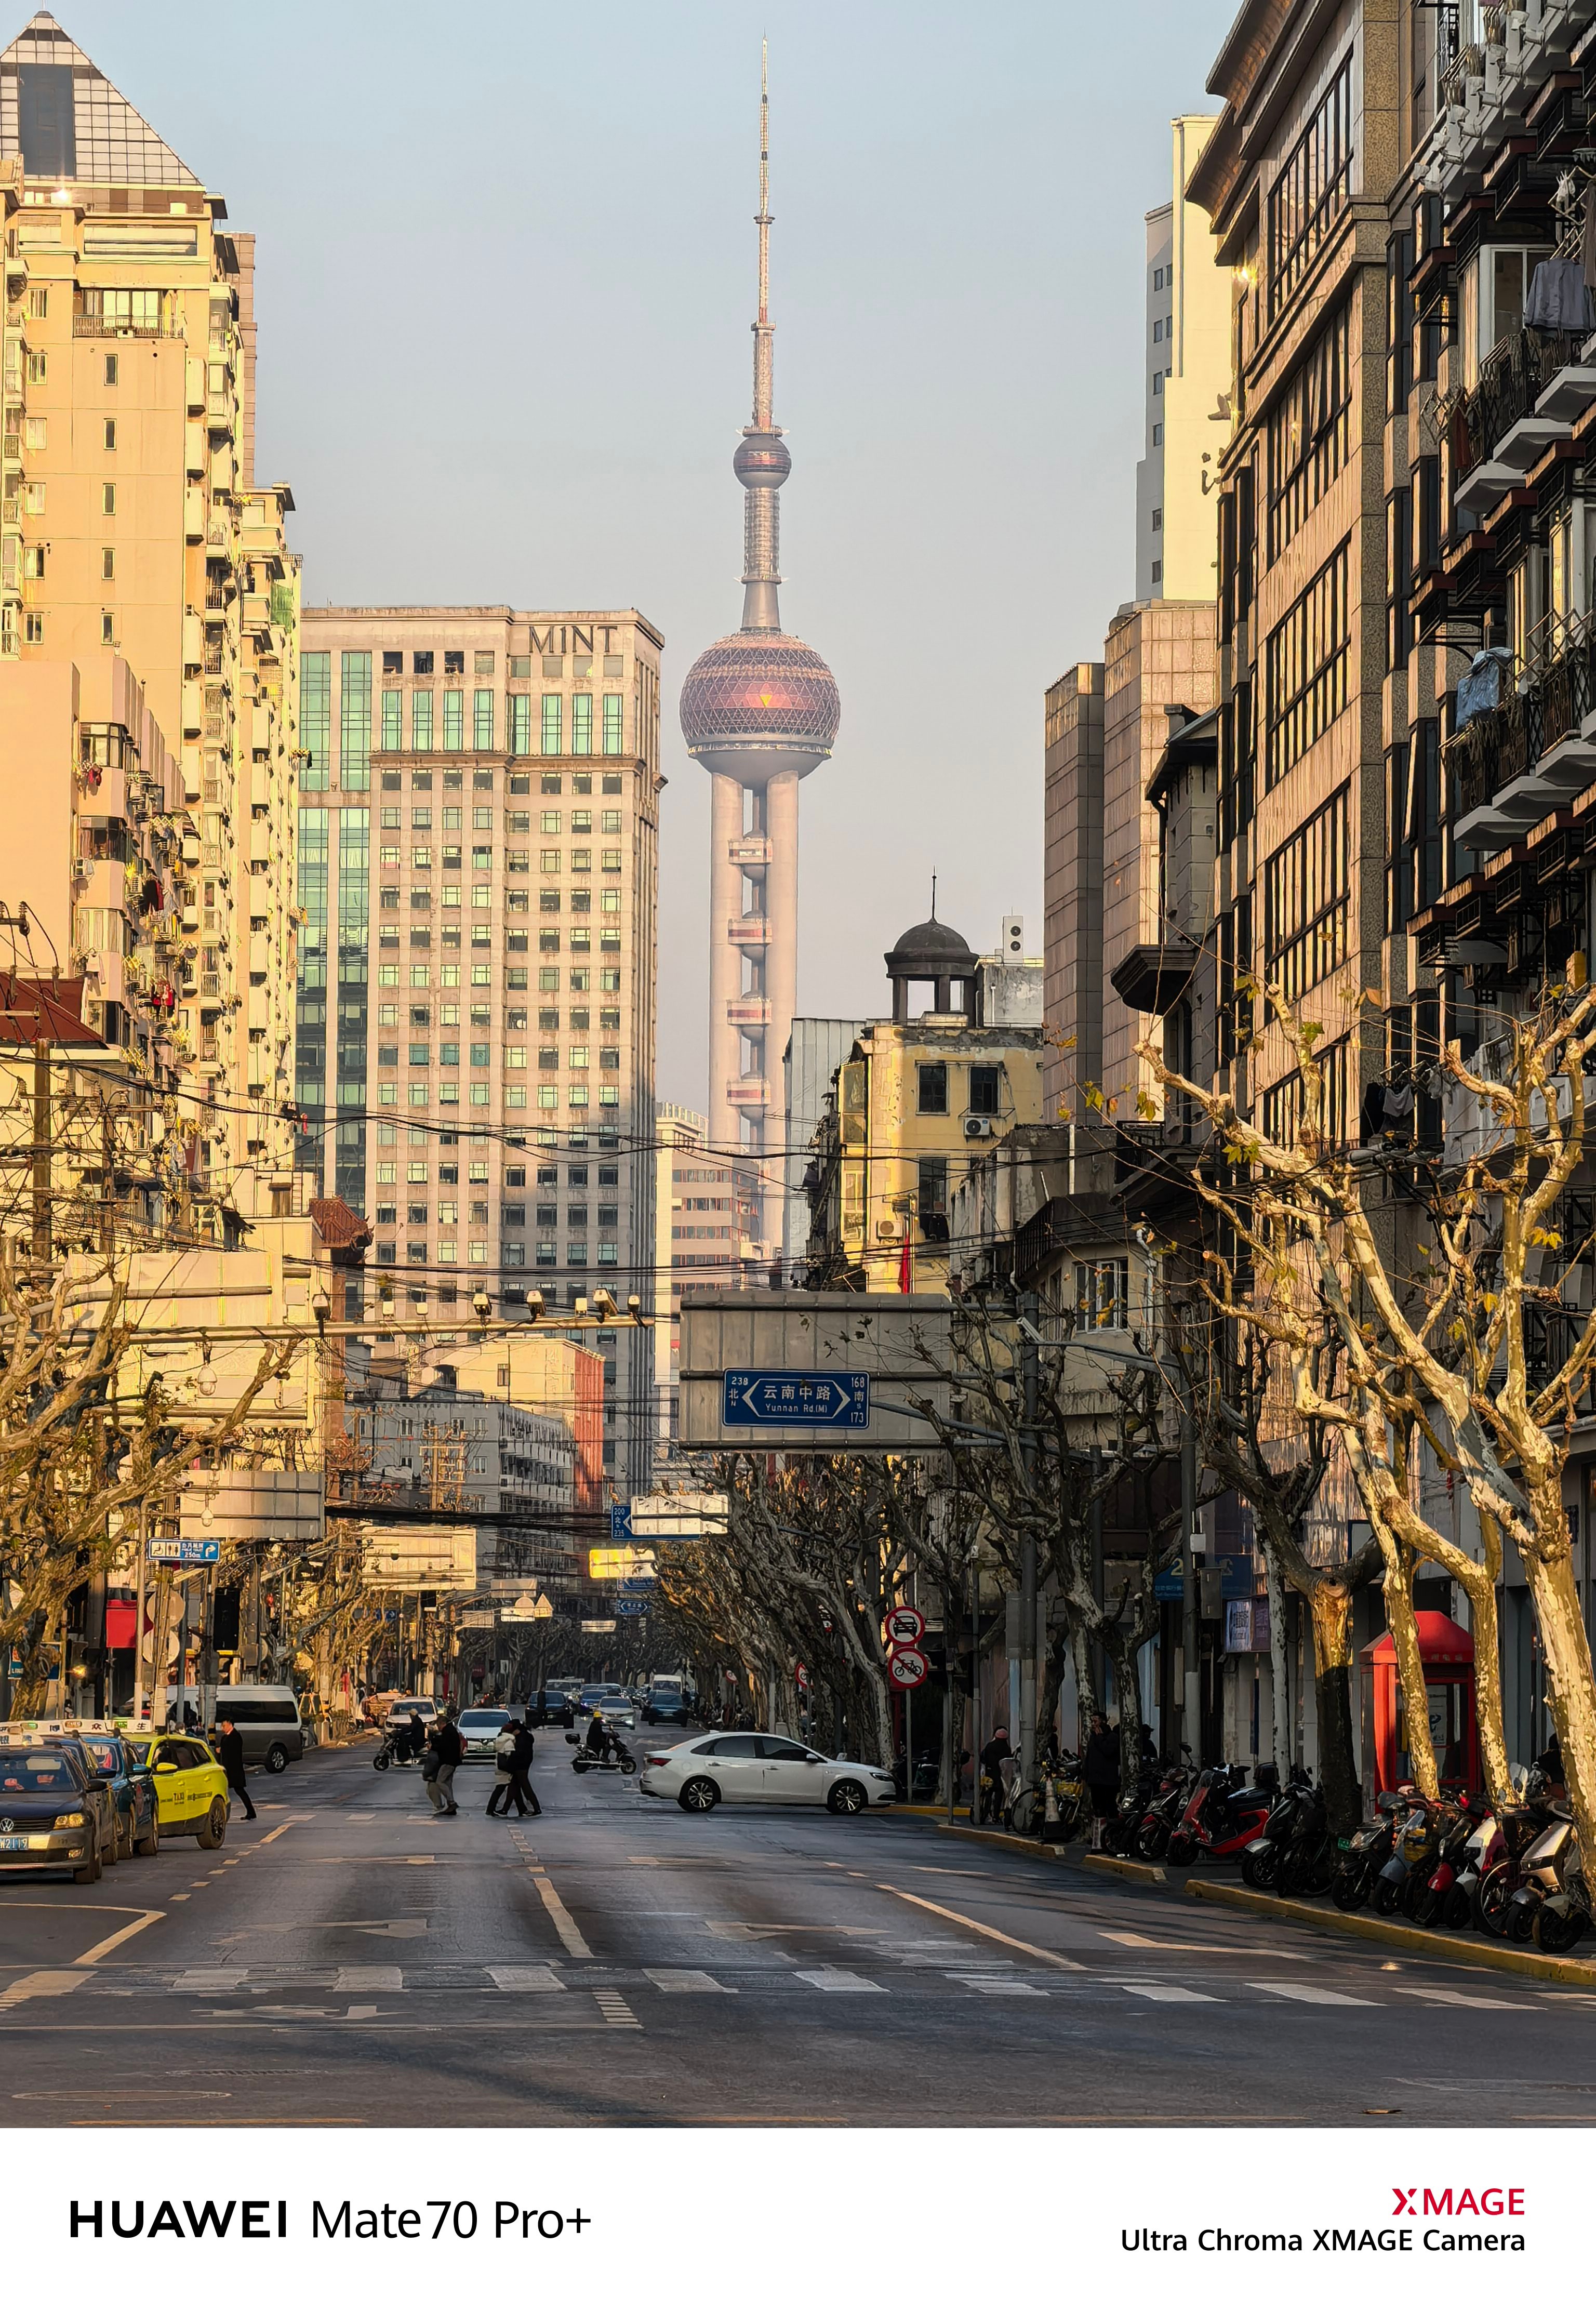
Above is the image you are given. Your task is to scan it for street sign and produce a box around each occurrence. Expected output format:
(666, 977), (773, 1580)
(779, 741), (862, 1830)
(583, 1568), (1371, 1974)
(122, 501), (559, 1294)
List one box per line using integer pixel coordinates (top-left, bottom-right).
(619, 1575), (656, 1593)
(589, 1547), (656, 1581)
(458, 1609), (496, 1629)
(884, 1605), (925, 1648)
(609, 1502), (633, 1542)
(721, 1371), (869, 1429)
(1154, 1552), (1255, 1603)
(886, 1646), (928, 1690)
(616, 1598), (649, 1616)
(630, 1491), (727, 1540)
(147, 1539), (220, 1566)
(581, 1618), (617, 1634)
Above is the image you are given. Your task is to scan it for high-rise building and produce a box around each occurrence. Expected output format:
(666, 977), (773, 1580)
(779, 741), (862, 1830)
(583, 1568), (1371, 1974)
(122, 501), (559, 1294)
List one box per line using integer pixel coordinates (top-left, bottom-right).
(680, 57), (839, 1200)
(1134, 116), (1228, 604)
(0, 11), (300, 1218)
(295, 604), (662, 1493)
(653, 1103), (761, 1450)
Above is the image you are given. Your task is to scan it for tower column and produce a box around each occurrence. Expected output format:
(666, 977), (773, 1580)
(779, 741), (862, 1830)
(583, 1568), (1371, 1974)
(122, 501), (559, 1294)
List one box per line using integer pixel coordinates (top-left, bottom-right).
(708, 771), (743, 1154)
(764, 769), (800, 1133)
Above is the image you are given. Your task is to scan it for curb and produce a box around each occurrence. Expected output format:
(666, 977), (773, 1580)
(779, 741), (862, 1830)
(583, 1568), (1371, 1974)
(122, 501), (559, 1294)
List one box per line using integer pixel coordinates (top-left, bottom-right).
(1187, 1877), (1596, 1988)
(1081, 1852), (1168, 1887)
(930, 1821), (1073, 1863)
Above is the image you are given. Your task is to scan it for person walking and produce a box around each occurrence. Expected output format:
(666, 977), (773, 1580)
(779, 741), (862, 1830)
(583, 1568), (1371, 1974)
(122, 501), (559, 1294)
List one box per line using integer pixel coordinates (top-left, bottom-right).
(1083, 1710), (1121, 1849)
(422, 1715), (462, 1816)
(486, 1719), (519, 1816)
(214, 1716), (257, 1822)
(508, 1715), (541, 1816)
(978, 1727), (1013, 1825)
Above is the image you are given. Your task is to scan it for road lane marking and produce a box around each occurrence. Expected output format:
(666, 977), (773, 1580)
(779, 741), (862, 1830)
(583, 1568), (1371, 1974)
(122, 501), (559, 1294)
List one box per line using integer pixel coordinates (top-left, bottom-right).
(252, 1821), (303, 1849)
(174, 1968), (249, 1992)
(1389, 1986), (1537, 2010)
(642, 1969), (736, 1993)
(592, 1989), (640, 2027)
(1114, 1982), (1221, 2003)
(1245, 1980), (1376, 2006)
(509, 1835), (593, 1957)
(794, 1968), (886, 1993)
(0, 1969), (92, 2008)
(1100, 1931), (1287, 1956)
(72, 1910), (166, 1965)
(874, 1884), (1086, 1970)
(488, 1965), (565, 1992)
(332, 1966), (403, 1993)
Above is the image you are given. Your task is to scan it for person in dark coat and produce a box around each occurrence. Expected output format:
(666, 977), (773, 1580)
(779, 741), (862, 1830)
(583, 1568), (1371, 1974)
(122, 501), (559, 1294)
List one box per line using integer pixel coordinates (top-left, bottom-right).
(508, 1717), (541, 1816)
(1083, 1712), (1121, 1848)
(423, 1715), (463, 1815)
(978, 1728), (1013, 1824)
(215, 1716), (256, 1821)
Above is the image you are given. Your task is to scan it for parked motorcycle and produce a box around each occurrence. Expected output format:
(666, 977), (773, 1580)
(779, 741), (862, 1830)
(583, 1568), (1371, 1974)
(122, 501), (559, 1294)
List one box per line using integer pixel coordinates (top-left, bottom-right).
(1164, 1760), (1277, 1868)
(1099, 1761), (1164, 1857)
(1474, 1767), (1560, 1937)
(1241, 1765), (1316, 1891)
(1330, 1788), (1408, 1911)
(1408, 1791), (1492, 1928)
(1132, 1748), (1195, 1862)
(1504, 1803), (1588, 1951)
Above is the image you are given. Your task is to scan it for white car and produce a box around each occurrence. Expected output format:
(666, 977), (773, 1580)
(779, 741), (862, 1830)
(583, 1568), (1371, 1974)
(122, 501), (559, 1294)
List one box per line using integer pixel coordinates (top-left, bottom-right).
(385, 1696), (437, 1729)
(456, 1706), (510, 1761)
(640, 1732), (895, 1815)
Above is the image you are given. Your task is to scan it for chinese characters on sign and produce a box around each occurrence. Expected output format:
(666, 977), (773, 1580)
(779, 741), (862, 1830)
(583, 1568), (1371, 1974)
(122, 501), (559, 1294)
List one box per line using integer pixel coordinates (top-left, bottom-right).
(721, 1371), (871, 1429)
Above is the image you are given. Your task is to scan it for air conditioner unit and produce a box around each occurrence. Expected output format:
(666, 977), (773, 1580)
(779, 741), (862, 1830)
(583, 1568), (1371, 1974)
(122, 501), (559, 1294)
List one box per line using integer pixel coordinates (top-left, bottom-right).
(964, 1115), (997, 1140)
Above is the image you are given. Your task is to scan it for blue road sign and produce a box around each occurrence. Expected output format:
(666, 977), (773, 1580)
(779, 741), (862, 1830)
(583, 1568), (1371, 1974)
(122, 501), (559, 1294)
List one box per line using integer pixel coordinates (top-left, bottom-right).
(1154, 1553), (1254, 1602)
(721, 1371), (870, 1429)
(616, 1597), (649, 1616)
(147, 1539), (220, 1565)
(620, 1575), (656, 1593)
(609, 1502), (633, 1542)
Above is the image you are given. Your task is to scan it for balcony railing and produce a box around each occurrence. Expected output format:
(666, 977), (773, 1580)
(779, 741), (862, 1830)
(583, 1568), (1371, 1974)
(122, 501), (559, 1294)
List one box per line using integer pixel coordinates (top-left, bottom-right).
(1455, 328), (1584, 480)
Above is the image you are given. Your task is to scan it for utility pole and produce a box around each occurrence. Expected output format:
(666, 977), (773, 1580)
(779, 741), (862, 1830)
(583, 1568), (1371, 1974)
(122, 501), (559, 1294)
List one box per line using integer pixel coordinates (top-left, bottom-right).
(1018, 1288), (1040, 1789)
(1179, 1387), (1200, 1765)
(100, 1105), (116, 1256)
(31, 1029), (51, 1266)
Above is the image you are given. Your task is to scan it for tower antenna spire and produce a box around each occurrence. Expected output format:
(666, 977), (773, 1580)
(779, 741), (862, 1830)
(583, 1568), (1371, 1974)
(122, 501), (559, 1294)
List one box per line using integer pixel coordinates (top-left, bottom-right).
(753, 35), (773, 429)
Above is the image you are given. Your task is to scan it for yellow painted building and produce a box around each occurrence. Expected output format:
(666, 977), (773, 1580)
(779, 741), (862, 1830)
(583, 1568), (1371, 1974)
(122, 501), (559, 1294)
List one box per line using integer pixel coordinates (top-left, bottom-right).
(804, 914), (1045, 1294)
(0, 14), (300, 1217)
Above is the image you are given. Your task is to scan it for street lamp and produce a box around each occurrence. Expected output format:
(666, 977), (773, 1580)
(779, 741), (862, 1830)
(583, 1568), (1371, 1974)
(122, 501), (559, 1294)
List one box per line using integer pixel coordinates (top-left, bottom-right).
(311, 1287), (331, 1330)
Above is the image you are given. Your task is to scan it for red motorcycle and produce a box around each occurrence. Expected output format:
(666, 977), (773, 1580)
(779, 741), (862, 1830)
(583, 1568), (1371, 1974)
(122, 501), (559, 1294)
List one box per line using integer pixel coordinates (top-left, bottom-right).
(1165, 1761), (1278, 1866)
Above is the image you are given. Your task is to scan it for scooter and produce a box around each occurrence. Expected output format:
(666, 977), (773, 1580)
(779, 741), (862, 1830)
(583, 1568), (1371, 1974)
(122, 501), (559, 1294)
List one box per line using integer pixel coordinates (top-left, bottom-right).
(1374, 1790), (1442, 1916)
(1409, 1791), (1491, 1929)
(1100, 1761), (1163, 1856)
(372, 1730), (424, 1772)
(1132, 1748), (1195, 1861)
(566, 1730), (637, 1775)
(1473, 1766), (1560, 1936)
(1164, 1760), (1277, 1868)
(1330, 1788), (1408, 1911)
(1240, 1765), (1315, 1890)
(1505, 1805), (1587, 1951)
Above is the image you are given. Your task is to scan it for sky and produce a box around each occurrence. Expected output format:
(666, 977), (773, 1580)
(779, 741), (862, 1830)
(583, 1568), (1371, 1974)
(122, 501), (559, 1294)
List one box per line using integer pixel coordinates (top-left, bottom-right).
(35, 0), (1238, 1113)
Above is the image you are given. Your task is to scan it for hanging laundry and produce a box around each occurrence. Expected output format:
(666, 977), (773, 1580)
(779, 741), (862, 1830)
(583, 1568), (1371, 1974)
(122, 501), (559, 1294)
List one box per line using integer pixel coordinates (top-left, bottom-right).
(1456, 645), (1513, 731)
(1524, 256), (1593, 334)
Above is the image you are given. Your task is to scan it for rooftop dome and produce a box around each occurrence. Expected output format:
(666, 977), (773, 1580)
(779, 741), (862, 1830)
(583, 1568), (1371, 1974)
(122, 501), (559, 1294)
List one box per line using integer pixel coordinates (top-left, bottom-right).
(680, 627), (840, 786)
(885, 916), (977, 978)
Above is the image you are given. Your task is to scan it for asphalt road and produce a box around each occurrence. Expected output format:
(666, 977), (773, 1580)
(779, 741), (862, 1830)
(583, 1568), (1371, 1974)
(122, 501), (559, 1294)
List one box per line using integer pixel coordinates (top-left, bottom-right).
(2, 1733), (1593, 2126)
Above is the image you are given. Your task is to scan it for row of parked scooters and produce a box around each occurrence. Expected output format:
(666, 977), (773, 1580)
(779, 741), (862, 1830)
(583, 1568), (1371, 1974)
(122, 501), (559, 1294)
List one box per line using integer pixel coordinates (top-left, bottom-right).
(1096, 1752), (1588, 1955)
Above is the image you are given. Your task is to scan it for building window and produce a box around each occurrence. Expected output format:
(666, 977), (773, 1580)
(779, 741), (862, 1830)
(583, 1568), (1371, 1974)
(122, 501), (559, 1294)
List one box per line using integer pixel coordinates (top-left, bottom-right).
(571, 694), (593, 756)
(381, 690), (402, 750)
(340, 652), (373, 789)
(443, 690), (464, 751)
(602, 695), (623, 755)
(1264, 544), (1349, 788)
(101, 611), (115, 645)
(541, 696), (563, 755)
(473, 689), (494, 749)
(1074, 1257), (1129, 1331)
(103, 418), (116, 451)
(917, 1061), (948, 1115)
(968, 1064), (1001, 1116)
(917, 1157), (949, 1240)
(509, 694), (530, 756)
(1267, 50), (1353, 320)
(1266, 299), (1351, 563)
(102, 483), (115, 515)
(301, 654), (330, 790)
(1262, 781), (1350, 1003)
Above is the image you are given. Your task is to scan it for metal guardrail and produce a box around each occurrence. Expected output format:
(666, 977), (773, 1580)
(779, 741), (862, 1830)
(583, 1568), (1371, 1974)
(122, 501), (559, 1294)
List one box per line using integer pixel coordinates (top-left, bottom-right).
(1455, 328), (1583, 479)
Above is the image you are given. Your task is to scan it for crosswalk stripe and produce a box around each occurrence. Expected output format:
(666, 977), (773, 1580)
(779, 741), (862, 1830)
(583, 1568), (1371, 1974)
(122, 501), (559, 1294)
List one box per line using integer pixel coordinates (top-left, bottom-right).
(1389, 1986), (1536, 2011)
(332, 1966), (403, 1993)
(593, 1989), (640, 2028)
(794, 1968), (886, 1993)
(487, 1965), (565, 1992)
(1115, 1983), (1220, 2003)
(175, 1969), (249, 1992)
(947, 1975), (1047, 1996)
(642, 1969), (736, 1993)
(1244, 1980), (1376, 2007)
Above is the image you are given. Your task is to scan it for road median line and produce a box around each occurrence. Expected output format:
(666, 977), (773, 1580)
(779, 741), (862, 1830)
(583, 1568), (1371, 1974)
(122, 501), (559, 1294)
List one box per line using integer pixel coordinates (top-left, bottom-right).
(1186, 1876), (1596, 1986)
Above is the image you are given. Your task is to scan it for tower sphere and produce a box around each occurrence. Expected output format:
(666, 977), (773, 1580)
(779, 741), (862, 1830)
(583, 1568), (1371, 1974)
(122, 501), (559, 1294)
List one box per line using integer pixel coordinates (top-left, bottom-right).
(734, 431), (792, 488)
(680, 628), (840, 787)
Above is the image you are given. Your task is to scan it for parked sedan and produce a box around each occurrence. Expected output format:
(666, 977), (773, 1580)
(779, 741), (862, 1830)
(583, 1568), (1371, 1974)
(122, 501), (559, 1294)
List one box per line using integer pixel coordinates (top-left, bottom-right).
(0, 1745), (103, 1882)
(642, 1688), (691, 1727)
(76, 1733), (159, 1860)
(640, 1732), (896, 1815)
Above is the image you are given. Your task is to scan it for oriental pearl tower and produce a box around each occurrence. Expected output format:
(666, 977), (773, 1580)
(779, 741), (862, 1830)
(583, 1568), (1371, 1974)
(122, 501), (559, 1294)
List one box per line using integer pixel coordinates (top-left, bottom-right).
(680, 51), (840, 1204)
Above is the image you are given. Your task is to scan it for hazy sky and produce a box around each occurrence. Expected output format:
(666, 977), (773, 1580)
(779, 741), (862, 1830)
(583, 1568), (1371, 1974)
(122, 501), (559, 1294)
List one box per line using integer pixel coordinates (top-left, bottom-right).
(42, 0), (1236, 1112)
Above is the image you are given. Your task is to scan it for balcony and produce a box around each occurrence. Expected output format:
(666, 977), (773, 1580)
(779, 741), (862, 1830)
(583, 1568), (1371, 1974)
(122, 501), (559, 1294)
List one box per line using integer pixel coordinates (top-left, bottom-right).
(1453, 328), (1586, 517)
(1109, 936), (1200, 1016)
(1449, 620), (1596, 851)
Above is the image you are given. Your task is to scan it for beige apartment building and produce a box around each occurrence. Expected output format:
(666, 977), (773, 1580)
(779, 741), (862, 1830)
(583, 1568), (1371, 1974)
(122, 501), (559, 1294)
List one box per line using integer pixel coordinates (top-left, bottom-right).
(297, 605), (663, 1492)
(0, 12), (299, 1217)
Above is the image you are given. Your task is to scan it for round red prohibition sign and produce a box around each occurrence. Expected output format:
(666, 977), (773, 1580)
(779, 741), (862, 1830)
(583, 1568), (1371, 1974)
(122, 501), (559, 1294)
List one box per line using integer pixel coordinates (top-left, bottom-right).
(884, 1605), (926, 1649)
(886, 1646), (928, 1690)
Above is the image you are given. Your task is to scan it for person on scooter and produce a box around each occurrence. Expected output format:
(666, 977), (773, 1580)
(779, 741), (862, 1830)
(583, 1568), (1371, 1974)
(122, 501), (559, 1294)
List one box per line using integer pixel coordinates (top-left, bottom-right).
(1083, 1711), (1121, 1849)
(584, 1706), (614, 1761)
(979, 1727), (1013, 1824)
(401, 1709), (426, 1764)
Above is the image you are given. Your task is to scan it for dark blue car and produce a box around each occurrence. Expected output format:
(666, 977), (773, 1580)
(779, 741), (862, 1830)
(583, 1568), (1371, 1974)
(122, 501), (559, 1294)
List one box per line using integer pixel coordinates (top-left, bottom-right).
(76, 1733), (160, 1860)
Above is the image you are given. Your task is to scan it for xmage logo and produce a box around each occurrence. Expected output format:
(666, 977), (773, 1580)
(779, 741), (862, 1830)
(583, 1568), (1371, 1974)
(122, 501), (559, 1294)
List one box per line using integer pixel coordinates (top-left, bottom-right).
(1391, 2189), (1525, 2218)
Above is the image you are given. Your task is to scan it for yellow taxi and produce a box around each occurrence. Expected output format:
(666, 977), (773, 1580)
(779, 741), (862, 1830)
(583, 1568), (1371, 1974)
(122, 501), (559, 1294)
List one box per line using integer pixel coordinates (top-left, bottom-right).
(124, 1730), (232, 1847)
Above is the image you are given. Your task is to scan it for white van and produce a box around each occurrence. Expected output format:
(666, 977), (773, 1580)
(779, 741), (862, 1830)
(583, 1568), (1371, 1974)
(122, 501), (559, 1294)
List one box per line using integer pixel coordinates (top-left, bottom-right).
(159, 1686), (305, 1773)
